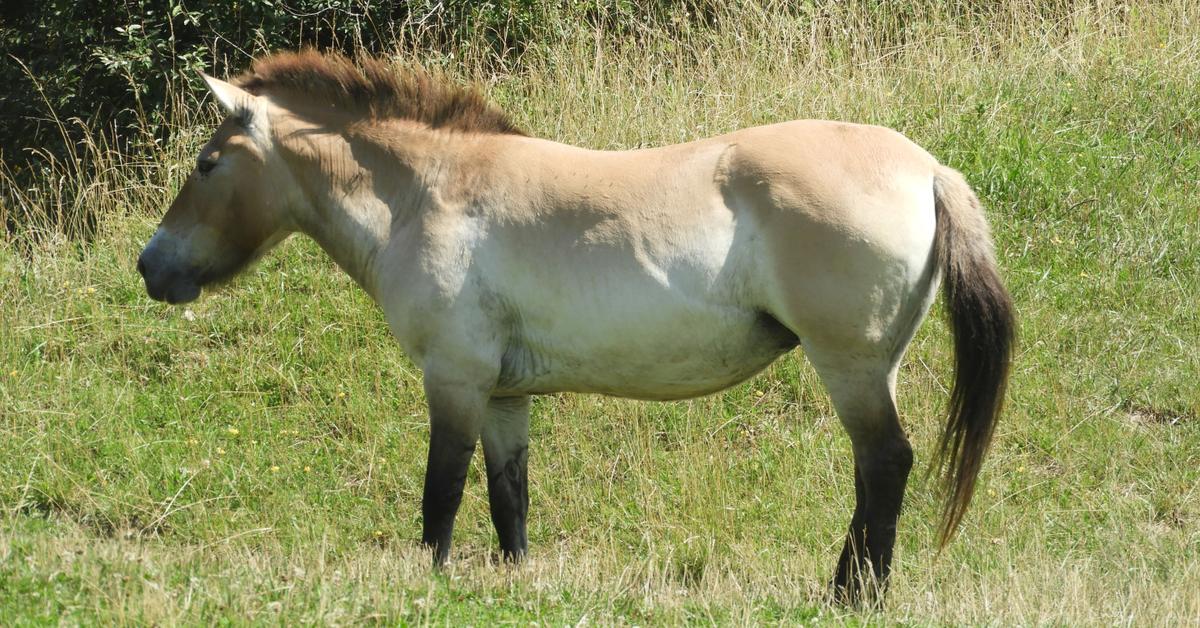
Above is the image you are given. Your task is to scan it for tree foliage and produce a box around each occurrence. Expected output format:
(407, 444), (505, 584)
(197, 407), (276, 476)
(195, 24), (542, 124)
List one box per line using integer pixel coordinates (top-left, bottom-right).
(0, 0), (673, 171)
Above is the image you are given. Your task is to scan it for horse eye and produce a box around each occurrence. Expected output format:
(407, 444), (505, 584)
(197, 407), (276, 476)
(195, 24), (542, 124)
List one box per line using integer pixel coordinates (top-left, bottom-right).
(197, 159), (217, 174)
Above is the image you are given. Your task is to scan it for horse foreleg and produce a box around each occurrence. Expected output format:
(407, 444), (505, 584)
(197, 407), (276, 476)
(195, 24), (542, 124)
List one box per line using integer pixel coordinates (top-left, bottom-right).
(421, 381), (488, 566)
(481, 395), (532, 561)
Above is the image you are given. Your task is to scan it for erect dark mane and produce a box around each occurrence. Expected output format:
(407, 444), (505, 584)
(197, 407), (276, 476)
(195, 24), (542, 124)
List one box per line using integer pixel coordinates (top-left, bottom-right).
(237, 50), (525, 135)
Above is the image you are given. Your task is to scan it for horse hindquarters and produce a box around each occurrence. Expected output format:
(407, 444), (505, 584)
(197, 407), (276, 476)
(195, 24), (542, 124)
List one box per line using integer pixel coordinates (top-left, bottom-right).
(764, 204), (937, 603)
(777, 165), (1012, 605)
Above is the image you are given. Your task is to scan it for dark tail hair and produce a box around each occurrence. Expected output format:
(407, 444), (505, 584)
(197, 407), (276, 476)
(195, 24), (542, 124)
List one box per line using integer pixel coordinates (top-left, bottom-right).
(930, 166), (1016, 547)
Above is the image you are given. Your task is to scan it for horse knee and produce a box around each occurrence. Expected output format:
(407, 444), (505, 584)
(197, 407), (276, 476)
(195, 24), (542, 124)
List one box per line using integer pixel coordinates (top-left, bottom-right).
(487, 446), (529, 505)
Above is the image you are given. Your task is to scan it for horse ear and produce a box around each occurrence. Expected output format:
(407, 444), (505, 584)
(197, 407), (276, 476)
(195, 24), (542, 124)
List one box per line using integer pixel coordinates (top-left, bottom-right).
(199, 72), (264, 129)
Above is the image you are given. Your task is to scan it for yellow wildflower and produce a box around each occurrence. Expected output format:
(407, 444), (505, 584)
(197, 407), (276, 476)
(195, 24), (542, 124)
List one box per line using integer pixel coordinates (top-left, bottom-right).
(270, 465), (280, 473)
(86, 287), (96, 294)
(303, 466), (312, 473)
(216, 447), (226, 455)
(226, 426), (240, 436)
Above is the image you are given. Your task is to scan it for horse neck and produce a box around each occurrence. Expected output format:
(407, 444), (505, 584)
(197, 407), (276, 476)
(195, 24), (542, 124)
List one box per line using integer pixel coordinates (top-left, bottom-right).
(275, 117), (443, 299)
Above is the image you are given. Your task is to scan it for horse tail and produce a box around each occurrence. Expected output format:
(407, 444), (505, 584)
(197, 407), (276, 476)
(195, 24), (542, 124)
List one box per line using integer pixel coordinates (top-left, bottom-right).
(929, 165), (1015, 547)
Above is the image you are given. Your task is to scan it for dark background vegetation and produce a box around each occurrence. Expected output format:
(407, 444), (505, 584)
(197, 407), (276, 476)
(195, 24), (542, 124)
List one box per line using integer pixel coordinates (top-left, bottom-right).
(0, 1), (718, 177)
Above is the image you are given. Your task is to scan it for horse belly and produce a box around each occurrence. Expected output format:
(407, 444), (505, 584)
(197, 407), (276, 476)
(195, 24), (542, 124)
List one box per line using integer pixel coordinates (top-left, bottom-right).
(497, 307), (798, 400)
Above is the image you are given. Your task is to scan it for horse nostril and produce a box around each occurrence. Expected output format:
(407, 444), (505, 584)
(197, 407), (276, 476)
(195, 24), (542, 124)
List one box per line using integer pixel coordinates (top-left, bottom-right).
(137, 257), (147, 278)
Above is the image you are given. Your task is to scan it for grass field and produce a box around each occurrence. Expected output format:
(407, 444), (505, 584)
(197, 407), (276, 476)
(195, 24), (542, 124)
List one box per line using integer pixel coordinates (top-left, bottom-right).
(2, 1), (1199, 624)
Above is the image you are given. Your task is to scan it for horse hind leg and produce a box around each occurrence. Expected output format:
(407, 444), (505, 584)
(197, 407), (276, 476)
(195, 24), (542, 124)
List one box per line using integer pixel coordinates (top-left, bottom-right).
(806, 347), (914, 606)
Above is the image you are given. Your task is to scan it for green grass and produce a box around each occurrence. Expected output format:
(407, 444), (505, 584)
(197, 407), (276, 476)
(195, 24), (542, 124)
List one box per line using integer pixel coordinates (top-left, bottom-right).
(2, 1), (1199, 623)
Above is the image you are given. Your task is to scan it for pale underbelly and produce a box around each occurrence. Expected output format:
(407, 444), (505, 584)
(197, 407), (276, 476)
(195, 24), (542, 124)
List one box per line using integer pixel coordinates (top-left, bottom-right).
(494, 310), (799, 400)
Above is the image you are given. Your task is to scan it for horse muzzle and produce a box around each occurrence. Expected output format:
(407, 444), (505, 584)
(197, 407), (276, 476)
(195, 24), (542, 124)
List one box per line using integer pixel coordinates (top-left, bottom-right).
(137, 232), (202, 304)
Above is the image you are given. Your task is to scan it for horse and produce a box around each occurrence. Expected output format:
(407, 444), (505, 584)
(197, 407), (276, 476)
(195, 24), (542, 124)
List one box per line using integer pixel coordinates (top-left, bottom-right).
(136, 50), (1014, 605)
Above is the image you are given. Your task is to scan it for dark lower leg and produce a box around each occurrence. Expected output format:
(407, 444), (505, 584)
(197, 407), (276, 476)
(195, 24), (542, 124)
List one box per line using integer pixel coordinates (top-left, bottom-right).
(481, 396), (532, 561)
(832, 465), (867, 599)
(421, 425), (478, 565)
(485, 445), (529, 560)
(831, 439), (913, 606)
